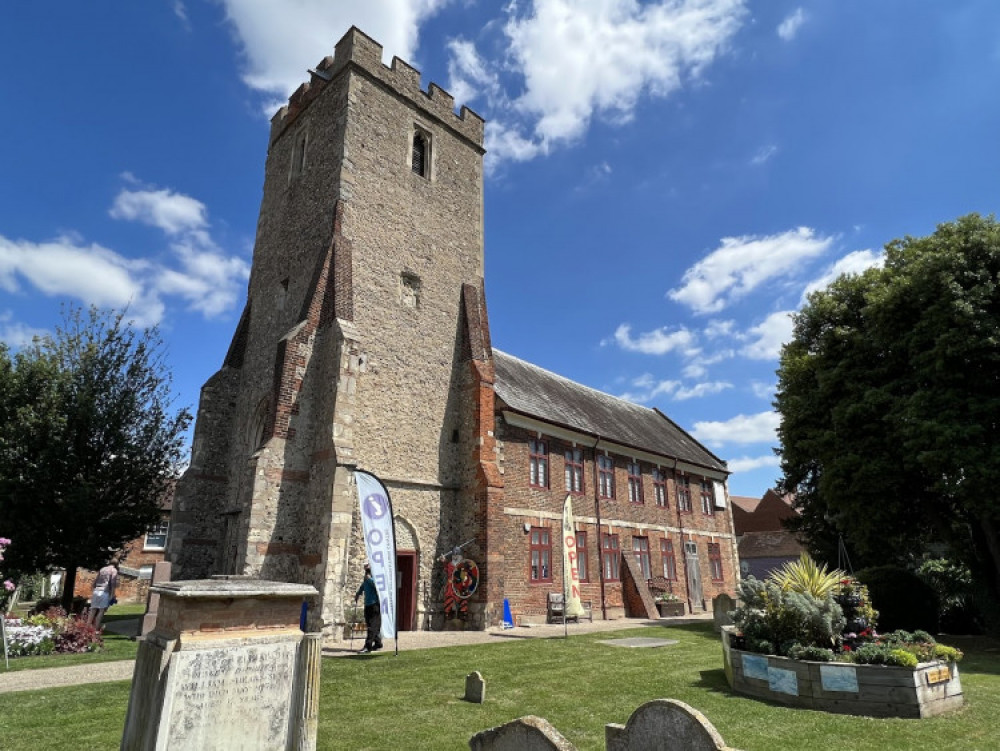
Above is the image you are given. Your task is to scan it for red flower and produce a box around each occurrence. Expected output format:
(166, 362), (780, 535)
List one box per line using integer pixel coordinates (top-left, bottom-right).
(843, 645), (852, 652)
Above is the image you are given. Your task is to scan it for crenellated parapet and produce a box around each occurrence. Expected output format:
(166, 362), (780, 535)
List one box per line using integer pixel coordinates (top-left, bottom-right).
(269, 26), (484, 149)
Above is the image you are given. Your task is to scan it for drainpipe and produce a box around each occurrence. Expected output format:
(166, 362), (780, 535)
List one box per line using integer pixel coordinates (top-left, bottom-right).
(674, 458), (694, 614)
(591, 435), (607, 621)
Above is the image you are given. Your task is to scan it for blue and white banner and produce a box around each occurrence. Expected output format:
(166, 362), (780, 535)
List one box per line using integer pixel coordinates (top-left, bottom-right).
(355, 470), (398, 640)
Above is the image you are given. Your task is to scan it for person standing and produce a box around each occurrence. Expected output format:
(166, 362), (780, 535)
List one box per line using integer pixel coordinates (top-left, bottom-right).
(87, 562), (118, 629)
(354, 564), (382, 653)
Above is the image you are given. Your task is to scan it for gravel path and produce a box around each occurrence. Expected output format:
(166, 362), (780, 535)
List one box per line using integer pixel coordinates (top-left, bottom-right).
(1, 613), (712, 692)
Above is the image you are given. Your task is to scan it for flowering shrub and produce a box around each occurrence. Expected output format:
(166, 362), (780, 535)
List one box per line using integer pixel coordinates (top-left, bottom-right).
(2, 617), (55, 657)
(54, 617), (104, 654)
(0, 536), (14, 596)
(655, 593), (681, 603)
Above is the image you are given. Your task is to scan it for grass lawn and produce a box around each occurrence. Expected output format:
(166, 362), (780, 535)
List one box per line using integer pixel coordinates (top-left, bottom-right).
(1, 604), (141, 673)
(1, 622), (998, 750)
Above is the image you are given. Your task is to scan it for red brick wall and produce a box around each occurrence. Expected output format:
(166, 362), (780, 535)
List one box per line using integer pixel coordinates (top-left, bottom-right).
(496, 422), (737, 620)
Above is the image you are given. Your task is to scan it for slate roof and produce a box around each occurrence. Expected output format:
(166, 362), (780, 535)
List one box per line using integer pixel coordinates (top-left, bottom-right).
(492, 349), (727, 473)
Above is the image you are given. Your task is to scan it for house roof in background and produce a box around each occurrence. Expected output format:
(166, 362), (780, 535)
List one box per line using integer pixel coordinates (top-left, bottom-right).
(738, 530), (805, 559)
(493, 349), (727, 473)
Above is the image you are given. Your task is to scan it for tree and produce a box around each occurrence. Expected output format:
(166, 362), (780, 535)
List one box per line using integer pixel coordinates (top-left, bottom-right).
(776, 214), (1000, 607)
(0, 307), (191, 610)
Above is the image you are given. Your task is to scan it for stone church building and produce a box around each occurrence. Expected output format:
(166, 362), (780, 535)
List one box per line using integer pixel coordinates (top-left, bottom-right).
(168, 27), (737, 639)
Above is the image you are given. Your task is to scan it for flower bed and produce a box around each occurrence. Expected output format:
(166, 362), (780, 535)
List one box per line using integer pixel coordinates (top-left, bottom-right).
(721, 626), (963, 718)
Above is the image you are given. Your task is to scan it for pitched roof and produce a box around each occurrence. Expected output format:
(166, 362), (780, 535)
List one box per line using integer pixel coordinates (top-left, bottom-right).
(738, 531), (805, 559)
(492, 349), (727, 473)
(730, 495), (761, 514)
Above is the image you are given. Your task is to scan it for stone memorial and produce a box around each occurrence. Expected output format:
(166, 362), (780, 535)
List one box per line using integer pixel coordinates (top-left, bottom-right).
(140, 561), (172, 638)
(712, 593), (735, 633)
(121, 577), (320, 751)
(465, 670), (485, 703)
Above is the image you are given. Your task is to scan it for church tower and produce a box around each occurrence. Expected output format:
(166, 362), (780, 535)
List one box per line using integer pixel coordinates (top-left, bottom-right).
(168, 27), (491, 635)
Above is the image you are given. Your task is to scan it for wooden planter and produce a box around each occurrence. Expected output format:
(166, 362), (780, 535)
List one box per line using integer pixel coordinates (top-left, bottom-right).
(721, 627), (963, 718)
(656, 601), (686, 617)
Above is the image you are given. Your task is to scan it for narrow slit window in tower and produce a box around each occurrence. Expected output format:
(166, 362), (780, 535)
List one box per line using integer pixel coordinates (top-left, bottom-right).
(411, 129), (429, 177)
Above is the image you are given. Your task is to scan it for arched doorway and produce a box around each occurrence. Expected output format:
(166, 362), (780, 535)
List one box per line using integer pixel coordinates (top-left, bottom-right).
(394, 516), (419, 632)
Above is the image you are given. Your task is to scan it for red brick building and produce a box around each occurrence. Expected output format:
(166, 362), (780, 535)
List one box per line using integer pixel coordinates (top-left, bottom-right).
(488, 351), (737, 622)
(75, 495), (172, 604)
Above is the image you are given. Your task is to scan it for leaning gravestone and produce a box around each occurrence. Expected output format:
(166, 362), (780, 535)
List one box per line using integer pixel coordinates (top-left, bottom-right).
(712, 593), (736, 633)
(121, 577), (320, 751)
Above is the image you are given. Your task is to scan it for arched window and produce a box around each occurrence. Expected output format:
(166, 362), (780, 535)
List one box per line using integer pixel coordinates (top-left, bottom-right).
(411, 130), (429, 177)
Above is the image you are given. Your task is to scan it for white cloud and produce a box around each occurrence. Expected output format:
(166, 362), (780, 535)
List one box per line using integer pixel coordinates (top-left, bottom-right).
(610, 323), (700, 356)
(675, 381), (732, 400)
(691, 410), (779, 447)
(777, 8), (807, 41)
(217, 0), (452, 100)
(800, 248), (884, 303)
(505, 0), (746, 147)
(726, 453), (781, 473)
(0, 234), (159, 322)
(0, 311), (48, 348)
(0, 179), (249, 330)
(750, 381), (776, 400)
(451, 0), (746, 166)
(750, 144), (778, 165)
(704, 319), (736, 339)
(740, 310), (794, 360)
(110, 188), (208, 236)
(668, 227), (834, 314)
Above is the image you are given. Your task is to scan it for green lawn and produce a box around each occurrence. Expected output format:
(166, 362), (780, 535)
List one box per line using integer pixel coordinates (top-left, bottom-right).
(1, 622), (998, 750)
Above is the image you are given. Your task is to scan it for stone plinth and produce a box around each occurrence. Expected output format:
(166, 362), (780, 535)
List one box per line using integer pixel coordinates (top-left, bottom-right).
(121, 578), (319, 751)
(140, 561), (172, 637)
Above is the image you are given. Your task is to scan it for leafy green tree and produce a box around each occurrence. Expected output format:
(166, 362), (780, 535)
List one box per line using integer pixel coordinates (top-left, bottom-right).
(0, 307), (191, 609)
(776, 214), (1000, 607)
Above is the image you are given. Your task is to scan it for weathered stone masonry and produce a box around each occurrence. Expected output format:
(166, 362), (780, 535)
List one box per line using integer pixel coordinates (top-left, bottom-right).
(169, 26), (737, 640)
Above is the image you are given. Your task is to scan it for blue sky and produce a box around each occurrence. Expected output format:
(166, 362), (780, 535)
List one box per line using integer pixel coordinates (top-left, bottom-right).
(2, 1), (999, 498)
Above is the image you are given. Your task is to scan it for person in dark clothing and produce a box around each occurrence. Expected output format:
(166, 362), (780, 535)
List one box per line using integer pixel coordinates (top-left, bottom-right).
(355, 564), (383, 653)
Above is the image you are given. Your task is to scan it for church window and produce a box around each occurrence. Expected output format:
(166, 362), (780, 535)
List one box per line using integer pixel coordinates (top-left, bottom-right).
(411, 128), (431, 177)
(529, 439), (548, 488)
(661, 538), (677, 580)
(633, 535), (651, 579)
(576, 532), (588, 581)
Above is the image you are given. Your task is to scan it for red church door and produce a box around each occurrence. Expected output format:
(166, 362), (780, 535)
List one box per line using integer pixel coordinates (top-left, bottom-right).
(396, 552), (417, 632)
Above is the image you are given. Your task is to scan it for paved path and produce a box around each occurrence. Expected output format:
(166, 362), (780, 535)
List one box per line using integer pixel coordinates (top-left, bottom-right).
(1, 613), (712, 693)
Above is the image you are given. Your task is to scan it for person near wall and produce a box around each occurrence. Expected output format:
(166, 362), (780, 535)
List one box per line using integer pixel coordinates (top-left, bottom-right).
(87, 562), (118, 629)
(354, 563), (382, 654)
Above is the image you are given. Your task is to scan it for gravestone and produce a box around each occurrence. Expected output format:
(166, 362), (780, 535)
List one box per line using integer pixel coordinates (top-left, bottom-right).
(712, 593), (736, 633)
(121, 577), (319, 751)
(465, 671), (486, 703)
(468, 716), (575, 751)
(605, 699), (740, 751)
(140, 561), (172, 638)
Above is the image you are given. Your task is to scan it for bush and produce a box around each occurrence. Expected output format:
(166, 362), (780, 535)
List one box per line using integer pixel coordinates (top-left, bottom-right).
(787, 644), (836, 662)
(857, 565), (939, 633)
(887, 649), (919, 668)
(53, 616), (103, 654)
(1, 617), (55, 657)
(732, 577), (846, 656)
(30, 595), (89, 616)
(933, 644), (963, 663)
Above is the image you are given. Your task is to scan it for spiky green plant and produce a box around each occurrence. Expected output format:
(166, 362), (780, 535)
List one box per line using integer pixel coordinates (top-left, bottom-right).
(769, 553), (845, 598)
